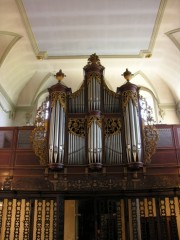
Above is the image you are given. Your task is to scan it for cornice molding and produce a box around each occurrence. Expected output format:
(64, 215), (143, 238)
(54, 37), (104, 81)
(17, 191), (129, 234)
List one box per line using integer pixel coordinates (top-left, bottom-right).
(16, 0), (167, 59)
(158, 103), (176, 109)
(0, 31), (22, 67)
(15, 105), (35, 112)
(148, 0), (167, 52)
(165, 28), (180, 52)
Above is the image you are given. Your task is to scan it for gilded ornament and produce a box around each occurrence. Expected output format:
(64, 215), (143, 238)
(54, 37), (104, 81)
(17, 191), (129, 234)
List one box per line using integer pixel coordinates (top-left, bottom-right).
(122, 69), (134, 82)
(50, 91), (66, 110)
(54, 69), (66, 82)
(68, 119), (86, 137)
(30, 126), (48, 166)
(87, 53), (101, 66)
(104, 118), (121, 136)
(87, 72), (101, 84)
(143, 125), (159, 163)
(87, 116), (102, 129)
(122, 90), (138, 112)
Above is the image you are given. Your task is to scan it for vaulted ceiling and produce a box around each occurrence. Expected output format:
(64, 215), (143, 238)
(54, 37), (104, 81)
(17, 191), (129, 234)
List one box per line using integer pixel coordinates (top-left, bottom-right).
(0, 0), (180, 112)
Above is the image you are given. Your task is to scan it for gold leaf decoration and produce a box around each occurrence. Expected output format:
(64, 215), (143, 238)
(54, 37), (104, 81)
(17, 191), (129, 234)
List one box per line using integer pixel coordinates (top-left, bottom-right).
(143, 125), (159, 163)
(68, 119), (86, 137)
(121, 90), (138, 112)
(104, 118), (121, 136)
(50, 91), (66, 110)
(30, 126), (48, 166)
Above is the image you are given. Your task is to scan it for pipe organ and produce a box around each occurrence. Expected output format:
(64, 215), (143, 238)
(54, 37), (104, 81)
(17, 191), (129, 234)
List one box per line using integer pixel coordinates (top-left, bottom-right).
(32, 54), (158, 171)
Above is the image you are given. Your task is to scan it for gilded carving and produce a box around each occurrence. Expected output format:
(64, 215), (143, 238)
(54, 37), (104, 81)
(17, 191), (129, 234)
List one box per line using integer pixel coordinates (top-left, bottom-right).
(54, 174), (179, 192)
(104, 118), (121, 136)
(68, 119), (86, 137)
(139, 95), (154, 124)
(30, 104), (48, 166)
(30, 126), (48, 166)
(87, 72), (101, 84)
(121, 90), (138, 112)
(50, 91), (66, 110)
(143, 125), (159, 163)
(87, 116), (102, 129)
(87, 53), (101, 65)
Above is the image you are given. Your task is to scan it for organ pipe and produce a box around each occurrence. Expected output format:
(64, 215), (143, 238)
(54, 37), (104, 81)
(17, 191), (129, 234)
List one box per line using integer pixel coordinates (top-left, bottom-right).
(87, 117), (102, 169)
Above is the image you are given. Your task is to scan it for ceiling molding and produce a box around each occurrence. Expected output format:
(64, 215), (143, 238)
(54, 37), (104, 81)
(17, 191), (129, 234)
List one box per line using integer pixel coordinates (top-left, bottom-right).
(148, 0), (167, 52)
(158, 103), (176, 109)
(0, 31), (22, 67)
(15, 106), (34, 111)
(16, 0), (167, 59)
(165, 28), (180, 52)
(16, 0), (39, 55)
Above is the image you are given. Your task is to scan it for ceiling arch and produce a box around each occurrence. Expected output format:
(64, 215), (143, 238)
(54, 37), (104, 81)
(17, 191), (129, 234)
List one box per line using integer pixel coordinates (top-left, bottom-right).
(0, 31), (22, 67)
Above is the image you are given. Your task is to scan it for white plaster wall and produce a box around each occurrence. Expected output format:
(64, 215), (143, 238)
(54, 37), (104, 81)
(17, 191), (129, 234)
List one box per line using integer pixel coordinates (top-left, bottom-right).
(0, 93), (13, 126)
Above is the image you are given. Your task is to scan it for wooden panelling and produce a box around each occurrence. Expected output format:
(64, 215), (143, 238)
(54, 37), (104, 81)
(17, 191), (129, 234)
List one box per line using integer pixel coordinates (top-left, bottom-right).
(15, 151), (40, 166)
(146, 166), (178, 175)
(151, 150), (177, 164)
(13, 168), (44, 176)
(0, 151), (12, 166)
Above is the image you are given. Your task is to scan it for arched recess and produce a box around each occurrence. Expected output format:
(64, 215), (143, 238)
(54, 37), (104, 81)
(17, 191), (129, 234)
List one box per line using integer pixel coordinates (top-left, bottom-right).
(0, 31), (22, 67)
(165, 28), (180, 52)
(130, 71), (165, 123)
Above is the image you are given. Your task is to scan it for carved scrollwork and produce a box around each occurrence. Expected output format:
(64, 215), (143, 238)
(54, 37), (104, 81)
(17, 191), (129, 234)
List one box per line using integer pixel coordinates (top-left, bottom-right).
(139, 95), (155, 125)
(104, 118), (121, 136)
(143, 125), (159, 163)
(87, 72), (101, 84)
(68, 119), (86, 137)
(30, 104), (48, 166)
(121, 90), (138, 112)
(50, 91), (66, 110)
(30, 126), (48, 165)
(87, 116), (102, 129)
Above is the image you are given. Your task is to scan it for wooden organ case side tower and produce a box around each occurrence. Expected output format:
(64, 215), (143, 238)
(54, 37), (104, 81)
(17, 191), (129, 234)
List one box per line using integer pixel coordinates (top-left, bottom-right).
(48, 70), (71, 170)
(117, 69), (143, 170)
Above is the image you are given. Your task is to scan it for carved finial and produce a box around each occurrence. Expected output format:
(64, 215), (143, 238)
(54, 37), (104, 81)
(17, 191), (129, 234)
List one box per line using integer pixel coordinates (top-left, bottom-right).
(122, 69), (134, 82)
(87, 53), (101, 65)
(54, 69), (66, 82)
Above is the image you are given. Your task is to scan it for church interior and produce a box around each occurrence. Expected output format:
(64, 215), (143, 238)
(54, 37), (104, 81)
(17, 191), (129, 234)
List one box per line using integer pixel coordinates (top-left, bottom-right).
(0, 0), (180, 239)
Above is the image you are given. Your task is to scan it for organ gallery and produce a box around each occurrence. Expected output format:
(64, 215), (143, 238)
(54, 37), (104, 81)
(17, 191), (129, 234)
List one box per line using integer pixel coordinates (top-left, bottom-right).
(0, 54), (179, 240)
